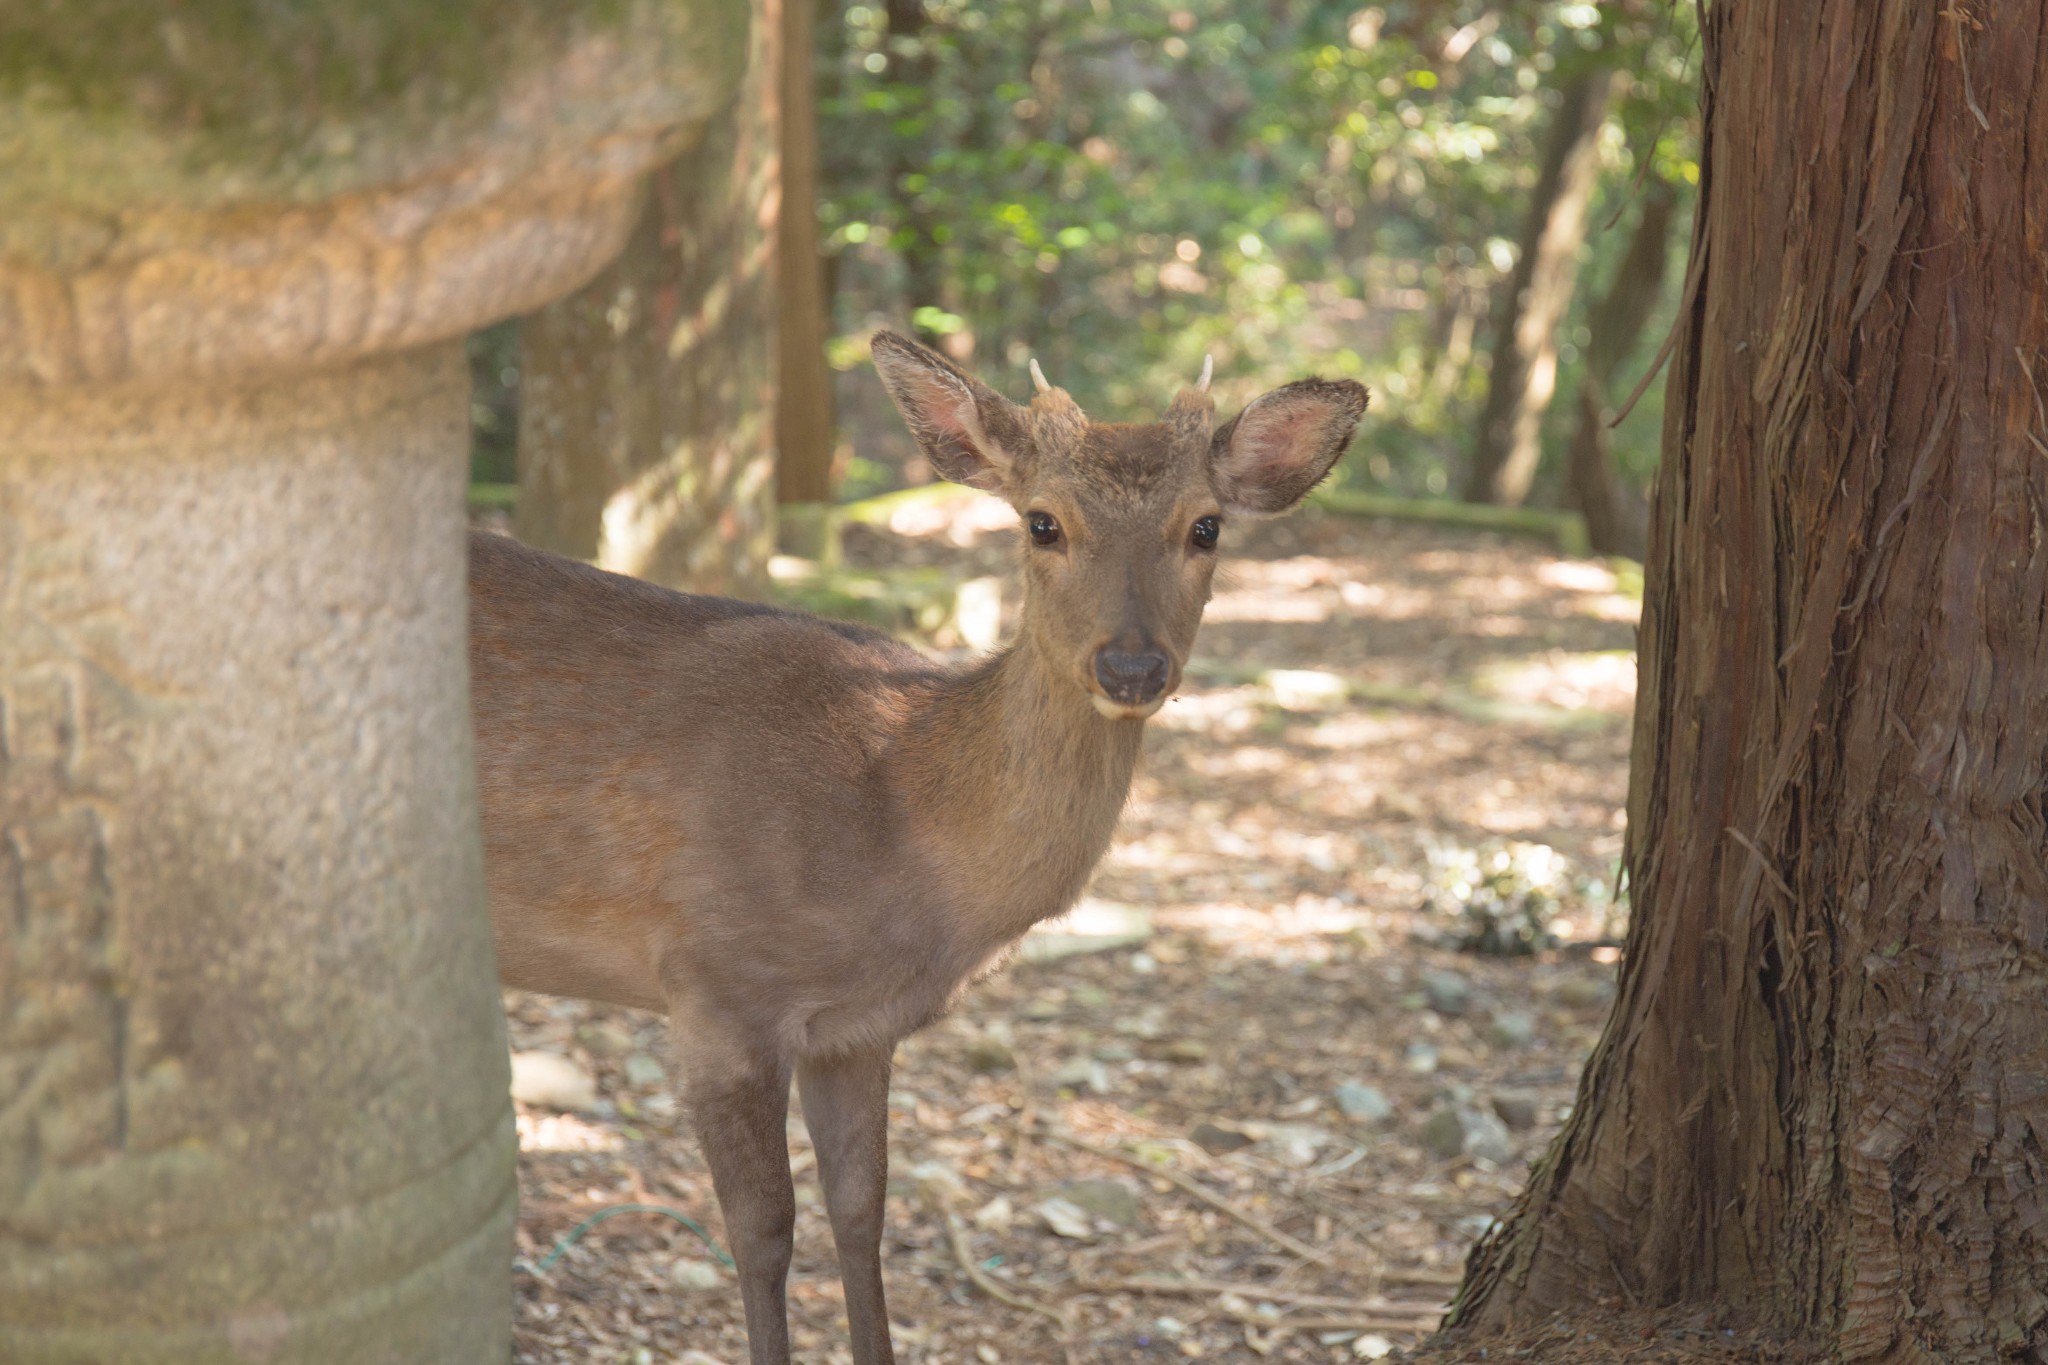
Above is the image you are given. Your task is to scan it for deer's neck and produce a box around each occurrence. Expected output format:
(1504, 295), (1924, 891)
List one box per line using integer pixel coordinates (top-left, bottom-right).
(902, 637), (1145, 946)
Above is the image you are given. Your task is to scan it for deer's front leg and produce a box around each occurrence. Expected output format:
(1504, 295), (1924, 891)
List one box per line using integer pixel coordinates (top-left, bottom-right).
(683, 1039), (796, 1365)
(797, 1046), (896, 1365)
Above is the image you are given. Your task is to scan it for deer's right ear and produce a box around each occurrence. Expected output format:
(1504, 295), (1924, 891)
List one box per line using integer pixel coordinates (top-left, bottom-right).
(871, 331), (1029, 494)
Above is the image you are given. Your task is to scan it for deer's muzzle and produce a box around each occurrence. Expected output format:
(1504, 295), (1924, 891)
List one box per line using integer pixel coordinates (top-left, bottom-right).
(1093, 646), (1171, 707)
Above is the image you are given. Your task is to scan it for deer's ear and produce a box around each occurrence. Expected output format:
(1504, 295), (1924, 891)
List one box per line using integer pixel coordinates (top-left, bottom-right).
(871, 331), (1029, 494)
(1210, 378), (1369, 516)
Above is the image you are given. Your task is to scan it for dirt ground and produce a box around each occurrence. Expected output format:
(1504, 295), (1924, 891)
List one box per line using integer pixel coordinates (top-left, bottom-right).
(501, 497), (1701, 1365)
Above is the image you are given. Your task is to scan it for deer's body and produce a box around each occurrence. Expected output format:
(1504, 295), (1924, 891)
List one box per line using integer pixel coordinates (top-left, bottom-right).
(471, 333), (1365, 1365)
(472, 529), (1141, 1052)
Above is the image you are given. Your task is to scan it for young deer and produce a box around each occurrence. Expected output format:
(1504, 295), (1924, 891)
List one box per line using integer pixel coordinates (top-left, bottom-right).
(469, 332), (1366, 1365)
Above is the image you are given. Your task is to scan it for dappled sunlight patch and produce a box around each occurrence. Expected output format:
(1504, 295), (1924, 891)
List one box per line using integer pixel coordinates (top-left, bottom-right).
(1206, 552), (1550, 627)
(1470, 650), (1636, 713)
(1577, 592), (1643, 623)
(1536, 559), (1644, 624)
(1535, 559), (1618, 594)
(1469, 801), (1564, 835)
(1458, 775), (1590, 837)
(1182, 744), (1296, 777)
(1208, 564), (1636, 634)
(1457, 611), (1558, 640)
(1337, 579), (1390, 609)
(1020, 899), (1154, 963)
(1334, 579), (1445, 621)
(1441, 572), (1551, 606)
(884, 488), (1017, 545)
(518, 1111), (625, 1154)
(1155, 893), (1377, 963)
(1407, 549), (1477, 576)
(1228, 555), (1351, 591)
(1201, 590), (1332, 623)
(1218, 568), (1451, 624)
(1099, 831), (1217, 878)
(1259, 667), (1351, 709)
(1303, 708), (1415, 749)
(1149, 682), (1266, 733)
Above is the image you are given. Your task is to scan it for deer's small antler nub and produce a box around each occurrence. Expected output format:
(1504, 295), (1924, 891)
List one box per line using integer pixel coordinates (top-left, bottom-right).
(1196, 355), (1213, 393)
(1030, 358), (1052, 394)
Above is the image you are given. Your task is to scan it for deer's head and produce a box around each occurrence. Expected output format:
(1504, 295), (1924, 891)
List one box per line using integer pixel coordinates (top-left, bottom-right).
(873, 331), (1368, 719)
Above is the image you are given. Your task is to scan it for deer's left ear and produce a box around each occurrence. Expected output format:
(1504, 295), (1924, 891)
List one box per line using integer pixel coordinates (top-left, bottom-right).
(1210, 378), (1369, 516)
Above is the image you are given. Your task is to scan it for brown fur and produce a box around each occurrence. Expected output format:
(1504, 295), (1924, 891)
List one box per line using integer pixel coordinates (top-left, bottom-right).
(470, 332), (1366, 1365)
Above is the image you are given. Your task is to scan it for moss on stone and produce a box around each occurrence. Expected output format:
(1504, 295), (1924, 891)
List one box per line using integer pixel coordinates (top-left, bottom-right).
(0, 0), (746, 217)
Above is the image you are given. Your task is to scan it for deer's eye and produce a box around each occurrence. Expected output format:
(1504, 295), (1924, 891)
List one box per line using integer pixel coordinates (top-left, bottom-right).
(1190, 515), (1221, 551)
(1027, 511), (1063, 547)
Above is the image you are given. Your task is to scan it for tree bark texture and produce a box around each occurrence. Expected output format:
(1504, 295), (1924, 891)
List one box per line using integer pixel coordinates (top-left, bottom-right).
(1564, 177), (1677, 559)
(1452, 3), (2048, 1360)
(517, 0), (781, 595)
(776, 0), (838, 505)
(1461, 66), (1617, 507)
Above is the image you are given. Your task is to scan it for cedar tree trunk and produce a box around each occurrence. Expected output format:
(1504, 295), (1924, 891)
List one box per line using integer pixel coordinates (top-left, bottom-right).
(1461, 65), (1618, 506)
(1451, 2), (2048, 1359)
(516, 0), (781, 594)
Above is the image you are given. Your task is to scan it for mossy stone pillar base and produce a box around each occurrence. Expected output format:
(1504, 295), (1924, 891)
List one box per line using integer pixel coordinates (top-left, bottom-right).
(0, 3), (745, 1355)
(0, 350), (513, 1362)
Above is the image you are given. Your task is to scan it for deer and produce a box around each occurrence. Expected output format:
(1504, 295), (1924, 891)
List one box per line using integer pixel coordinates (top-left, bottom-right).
(468, 330), (1368, 1365)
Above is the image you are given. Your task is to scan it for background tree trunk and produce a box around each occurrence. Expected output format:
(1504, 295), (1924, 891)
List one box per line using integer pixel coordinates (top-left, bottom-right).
(516, 0), (781, 595)
(1563, 176), (1677, 559)
(1451, 1), (2048, 1356)
(1461, 66), (1617, 507)
(884, 0), (944, 341)
(777, 0), (837, 505)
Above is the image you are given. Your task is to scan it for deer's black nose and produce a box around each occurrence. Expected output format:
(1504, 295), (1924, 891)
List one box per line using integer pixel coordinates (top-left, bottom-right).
(1094, 648), (1171, 705)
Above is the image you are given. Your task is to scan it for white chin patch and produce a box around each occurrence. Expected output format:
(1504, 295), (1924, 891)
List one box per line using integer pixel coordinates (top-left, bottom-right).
(1092, 694), (1165, 720)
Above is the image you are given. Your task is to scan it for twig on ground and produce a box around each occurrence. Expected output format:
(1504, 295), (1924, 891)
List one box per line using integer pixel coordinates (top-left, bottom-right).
(1035, 1126), (1337, 1268)
(1378, 1266), (1467, 1288)
(1303, 1144), (1369, 1179)
(1222, 1308), (1443, 1334)
(1007, 1049), (1037, 1183)
(1082, 1276), (1447, 1317)
(937, 1205), (1071, 1333)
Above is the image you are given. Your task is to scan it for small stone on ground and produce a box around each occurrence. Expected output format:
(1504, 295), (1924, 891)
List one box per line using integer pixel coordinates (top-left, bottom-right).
(509, 1051), (598, 1113)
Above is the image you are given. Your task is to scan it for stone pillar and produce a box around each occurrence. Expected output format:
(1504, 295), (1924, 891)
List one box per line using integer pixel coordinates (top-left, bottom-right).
(0, 4), (743, 1360)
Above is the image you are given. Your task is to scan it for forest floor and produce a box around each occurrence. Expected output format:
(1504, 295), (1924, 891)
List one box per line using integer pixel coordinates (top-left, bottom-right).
(499, 496), (1777, 1365)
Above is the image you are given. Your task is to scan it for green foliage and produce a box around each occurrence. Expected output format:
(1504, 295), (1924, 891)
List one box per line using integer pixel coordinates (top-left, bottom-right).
(469, 320), (521, 486)
(817, 0), (1698, 506)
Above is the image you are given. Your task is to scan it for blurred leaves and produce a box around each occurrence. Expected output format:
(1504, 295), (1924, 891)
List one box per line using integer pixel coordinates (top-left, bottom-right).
(819, 0), (1698, 503)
